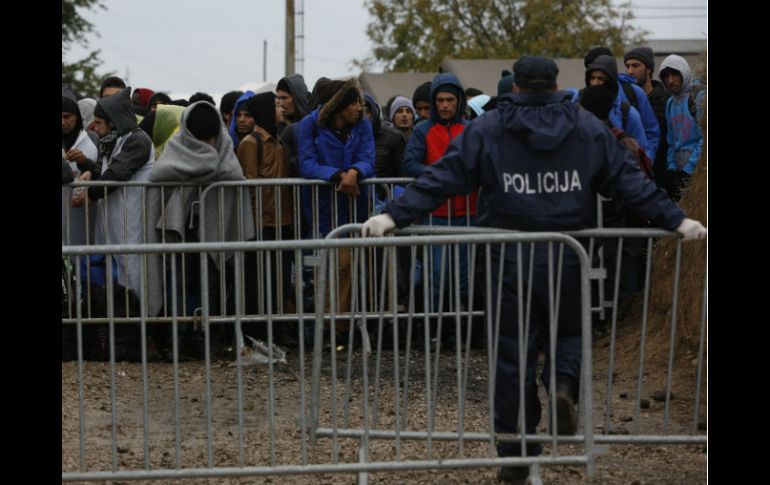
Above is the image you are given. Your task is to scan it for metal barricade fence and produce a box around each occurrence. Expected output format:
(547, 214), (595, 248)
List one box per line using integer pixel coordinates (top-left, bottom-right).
(567, 228), (707, 445)
(62, 229), (599, 482)
(309, 225), (599, 484)
(62, 178), (479, 348)
(62, 180), (706, 481)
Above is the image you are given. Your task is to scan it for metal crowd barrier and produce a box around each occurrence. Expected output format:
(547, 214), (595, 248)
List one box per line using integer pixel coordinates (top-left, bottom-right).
(62, 180), (706, 482)
(62, 228), (599, 482)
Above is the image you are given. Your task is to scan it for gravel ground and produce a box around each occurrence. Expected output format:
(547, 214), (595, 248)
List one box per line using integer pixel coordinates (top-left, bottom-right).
(62, 322), (706, 484)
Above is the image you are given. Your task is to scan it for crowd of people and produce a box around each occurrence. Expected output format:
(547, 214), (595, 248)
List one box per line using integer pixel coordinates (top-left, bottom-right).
(63, 45), (706, 484)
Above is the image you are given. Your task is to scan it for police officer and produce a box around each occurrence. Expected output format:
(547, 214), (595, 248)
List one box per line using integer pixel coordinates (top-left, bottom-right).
(361, 55), (706, 484)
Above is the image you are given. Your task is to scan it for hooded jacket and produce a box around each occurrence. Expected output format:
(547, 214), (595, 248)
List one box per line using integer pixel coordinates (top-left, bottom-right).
(78, 98), (97, 131)
(89, 88), (154, 199)
(618, 72), (661, 160)
(639, 79), (672, 180)
(227, 90), (256, 150)
(659, 55), (704, 174)
(363, 93), (406, 178)
(237, 93), (294, 227)
(90, 88), (158, 311)
(277, 74), (311, 123)
(585, 56), (651, 159)
(385, 90), (685, 234)
(296, 79), (375, 236)
(62, 87), (98, 250)
(401, 73), (474, 218)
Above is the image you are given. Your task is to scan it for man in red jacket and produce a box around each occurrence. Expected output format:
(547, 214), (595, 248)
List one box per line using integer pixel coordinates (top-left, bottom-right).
(401, 73), (475, 326)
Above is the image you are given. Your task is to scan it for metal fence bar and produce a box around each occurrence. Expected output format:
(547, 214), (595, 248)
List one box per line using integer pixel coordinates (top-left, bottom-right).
(692, 258), (707, 435)
(664, 241), (684, 433)
(63, 225), (704, 483)
(633, 238), (654, 434)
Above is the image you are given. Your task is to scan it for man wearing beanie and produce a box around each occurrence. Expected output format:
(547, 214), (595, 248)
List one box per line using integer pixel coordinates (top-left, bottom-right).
(498, 69), (514, 96)
(296, 78), (375, 326)
(131, 87), (155, 117)
(624, 46), (672, 188)
(402, 72), (475, 325)
(362, 54), (706, 484)
(364, 93), (406, 179)
(388, 95), (416, 140)
(584, 47), (661, 163)
(411, 81), (432, 122)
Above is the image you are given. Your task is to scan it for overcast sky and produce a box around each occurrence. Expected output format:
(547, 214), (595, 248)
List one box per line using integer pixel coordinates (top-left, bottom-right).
(64, 0), (707, 96)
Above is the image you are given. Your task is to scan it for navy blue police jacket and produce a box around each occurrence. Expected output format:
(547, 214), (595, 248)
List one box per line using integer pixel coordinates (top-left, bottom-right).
(384, 91), (685, 233)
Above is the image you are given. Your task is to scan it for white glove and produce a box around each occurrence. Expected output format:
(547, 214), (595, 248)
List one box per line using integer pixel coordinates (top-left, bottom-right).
(676, 218), (707, 241)
(361, 213), (396, 237)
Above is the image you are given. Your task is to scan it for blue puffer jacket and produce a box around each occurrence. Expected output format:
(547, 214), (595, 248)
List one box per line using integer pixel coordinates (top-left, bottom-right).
(297, 81), (375, 236)
(618, 73), (661, 160)
(385, 91), (685, 233)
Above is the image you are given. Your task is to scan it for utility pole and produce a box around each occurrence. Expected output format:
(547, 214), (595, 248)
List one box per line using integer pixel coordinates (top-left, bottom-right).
(285, 0), (295, 76)
(296, 0), (305, 76)
(263, 39), (267, 82)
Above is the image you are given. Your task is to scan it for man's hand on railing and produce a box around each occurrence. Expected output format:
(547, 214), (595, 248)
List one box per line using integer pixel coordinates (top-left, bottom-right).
(361, 213), (396, 237)
(71, 171), (92, 208)
(676, 218), (707, 241)
(336, 169), (361, 197)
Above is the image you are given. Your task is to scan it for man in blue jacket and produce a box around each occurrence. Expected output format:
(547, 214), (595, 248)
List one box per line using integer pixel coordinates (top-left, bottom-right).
(659, 54), (705, 201)
(362, 56), (706, 484)
(584, 46), (661, 161)
(298, 78), (375, 321)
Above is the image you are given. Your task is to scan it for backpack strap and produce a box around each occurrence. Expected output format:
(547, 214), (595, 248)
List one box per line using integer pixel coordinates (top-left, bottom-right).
(255, 132), (264, 165)
(621, 81), (638, 110)
(620, 101), (630, 132)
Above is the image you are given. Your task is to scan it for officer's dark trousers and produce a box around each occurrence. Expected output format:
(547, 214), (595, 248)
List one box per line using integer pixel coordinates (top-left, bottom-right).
(489, 243), (583, 458)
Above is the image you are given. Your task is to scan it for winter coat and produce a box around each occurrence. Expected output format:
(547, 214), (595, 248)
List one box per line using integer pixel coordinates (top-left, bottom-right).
(363, 93), (406, 178)
(237, 126), (294, 227)
(401, 73), (475, 218)
(297, 80), (375, 236)
(659, 55), (704, 175)
(618, 73), (661, 160)
(385, 91), (685, 234)
(88, 88), (154, 200)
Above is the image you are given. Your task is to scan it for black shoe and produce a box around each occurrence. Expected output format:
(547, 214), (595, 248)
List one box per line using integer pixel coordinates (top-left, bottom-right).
(497, 466), (528, 484)
(554, 383), (578, 435)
